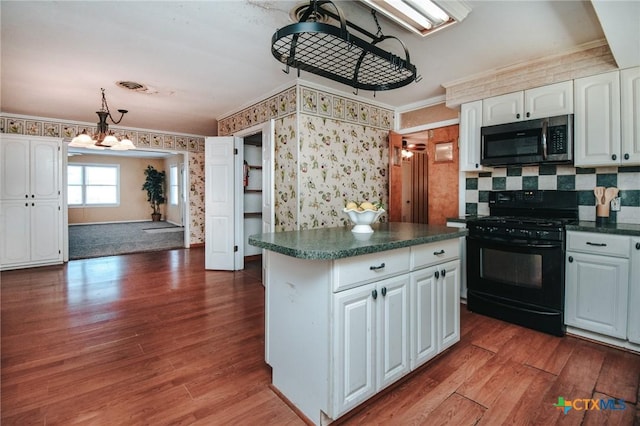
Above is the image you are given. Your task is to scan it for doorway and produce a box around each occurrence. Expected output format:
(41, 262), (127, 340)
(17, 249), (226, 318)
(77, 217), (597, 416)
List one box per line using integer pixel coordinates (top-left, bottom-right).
(389, 124), (460, 225)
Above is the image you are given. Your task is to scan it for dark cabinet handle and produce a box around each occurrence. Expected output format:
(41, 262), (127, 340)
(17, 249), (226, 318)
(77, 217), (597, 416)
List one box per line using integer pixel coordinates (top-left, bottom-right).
(381, 287), (387, 297)
(586, 242), (607, 247)
(32, 194), (35, 198)
(433, 250), (445, 256)
(25, 203), (28, 207)
(636, 242), (640, 250)
(568, 256), (573, 263)
(32, 203), (34, 206)
(435, 270), (440, 279)
(624, 153), (630, 160)
(25, 194), (28, 198)
(372, 289), (378, 300)
(516, 113), (520, 119)
(369, 263), (385, 271)
(612, 154), (617, 161)
(526, 112), (530, 118)
(441, 269), (446, 277)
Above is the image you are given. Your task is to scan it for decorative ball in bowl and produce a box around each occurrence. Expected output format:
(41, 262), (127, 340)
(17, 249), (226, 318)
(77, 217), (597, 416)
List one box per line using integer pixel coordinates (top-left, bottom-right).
(343, 202), (385, 234)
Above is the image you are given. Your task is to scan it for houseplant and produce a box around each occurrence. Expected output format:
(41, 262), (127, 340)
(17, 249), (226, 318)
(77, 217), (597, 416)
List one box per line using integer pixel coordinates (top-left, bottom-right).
(142, 165), (166, 221)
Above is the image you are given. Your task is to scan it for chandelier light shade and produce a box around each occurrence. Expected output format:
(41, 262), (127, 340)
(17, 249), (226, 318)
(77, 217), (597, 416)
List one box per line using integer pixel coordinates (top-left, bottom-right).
(69, 88), (135, 150)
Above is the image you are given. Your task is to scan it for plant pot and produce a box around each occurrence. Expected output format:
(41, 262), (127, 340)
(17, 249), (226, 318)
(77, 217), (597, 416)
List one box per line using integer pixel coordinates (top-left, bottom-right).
(151, 213), (162, 222)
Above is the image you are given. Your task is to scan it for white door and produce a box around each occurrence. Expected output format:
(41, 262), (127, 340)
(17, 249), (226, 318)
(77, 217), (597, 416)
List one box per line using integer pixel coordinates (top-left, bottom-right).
(1, 136), (30, 200)
(205, 137), (240, 270)
(31, 139), (60, 200)
(524, 81), (574, 120)
(0, 201), (30, 265)
(482, 91), (524, 126)
(621, 67), (640, 165)
(31, 200), (61, 263)
(629, 238), (640, 344)
(377, 276), (410, 390)
(262, 120), (275, 234)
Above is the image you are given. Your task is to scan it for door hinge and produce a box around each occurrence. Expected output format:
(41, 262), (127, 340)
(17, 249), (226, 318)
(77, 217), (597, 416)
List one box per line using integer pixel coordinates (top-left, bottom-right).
(234, 245), (238, 252)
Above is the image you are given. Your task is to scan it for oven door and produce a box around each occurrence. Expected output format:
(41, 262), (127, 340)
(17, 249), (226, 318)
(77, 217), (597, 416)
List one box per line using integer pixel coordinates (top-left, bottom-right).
(466, 235), (564, 310)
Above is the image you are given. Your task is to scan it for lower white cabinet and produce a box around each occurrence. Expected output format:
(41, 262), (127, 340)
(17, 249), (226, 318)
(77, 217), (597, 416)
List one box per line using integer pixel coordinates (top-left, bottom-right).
(629, 238), (640, 344)
(411, 259), (460, 370)
(1, 199), (62, 268)
(565, 231), (635, 345)
(265, 238), (461, 425)
(334, 275), (410, 416)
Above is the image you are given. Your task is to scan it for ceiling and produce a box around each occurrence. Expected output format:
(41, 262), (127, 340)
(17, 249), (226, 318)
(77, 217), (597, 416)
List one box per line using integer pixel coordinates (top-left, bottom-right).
(0, 1), (631, 137)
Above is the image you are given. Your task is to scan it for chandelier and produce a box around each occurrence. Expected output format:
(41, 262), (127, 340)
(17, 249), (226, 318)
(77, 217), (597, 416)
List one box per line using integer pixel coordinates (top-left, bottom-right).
(69, 88), (135, 150)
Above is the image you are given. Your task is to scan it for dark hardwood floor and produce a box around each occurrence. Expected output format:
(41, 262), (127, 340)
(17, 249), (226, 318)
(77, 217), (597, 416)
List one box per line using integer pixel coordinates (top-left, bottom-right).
(2, 248), (639, 425)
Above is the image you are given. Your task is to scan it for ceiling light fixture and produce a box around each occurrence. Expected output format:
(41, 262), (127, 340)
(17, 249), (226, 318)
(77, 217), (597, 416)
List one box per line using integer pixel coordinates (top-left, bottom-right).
(272, 0), (420, 93)
(360, 0), (471, 37)
(69, 88), (135, 151)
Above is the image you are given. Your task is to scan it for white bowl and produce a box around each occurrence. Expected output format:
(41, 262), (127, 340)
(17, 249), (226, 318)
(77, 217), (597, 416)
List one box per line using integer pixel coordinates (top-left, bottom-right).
(343, 208), (385, 233)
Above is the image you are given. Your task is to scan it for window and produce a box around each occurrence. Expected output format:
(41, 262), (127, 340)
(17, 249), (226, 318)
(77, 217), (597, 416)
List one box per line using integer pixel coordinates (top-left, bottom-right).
(169, 164), (179, 205)
(68, 164), (119, 206)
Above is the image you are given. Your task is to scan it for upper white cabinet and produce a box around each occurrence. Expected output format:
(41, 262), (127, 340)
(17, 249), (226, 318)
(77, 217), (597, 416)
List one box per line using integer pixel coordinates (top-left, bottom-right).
(0, 135), (63, 270)
(573, 67), (640, 167)
(1, 136), (60, 200)
(482, 81), (573, 126)
(459, 100), (485, 171)
(574, 71), (622, 167)
(621, 67), (640, 165)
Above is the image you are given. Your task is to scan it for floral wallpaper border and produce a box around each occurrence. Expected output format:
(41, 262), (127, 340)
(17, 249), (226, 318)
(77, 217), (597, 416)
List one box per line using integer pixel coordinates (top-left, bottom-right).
(217, 84), (394, 137)
(0, 114), (205, 152)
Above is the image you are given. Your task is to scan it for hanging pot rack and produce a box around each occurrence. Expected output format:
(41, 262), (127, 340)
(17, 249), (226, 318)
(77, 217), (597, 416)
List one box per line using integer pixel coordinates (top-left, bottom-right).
(271, 0), (420, 93)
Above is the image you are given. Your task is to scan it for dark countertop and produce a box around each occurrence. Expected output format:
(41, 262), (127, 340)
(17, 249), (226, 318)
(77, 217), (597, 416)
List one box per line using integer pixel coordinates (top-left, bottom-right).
(248, 222), (468, 260)
(565, 221), (640, 237)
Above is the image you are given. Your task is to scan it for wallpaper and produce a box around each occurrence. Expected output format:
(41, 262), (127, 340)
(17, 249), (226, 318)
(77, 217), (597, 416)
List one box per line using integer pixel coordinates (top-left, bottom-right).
(188, 152), (206, 243)
(298, 114), (389, 230)
(464, 165), (640, 224)
(273, 115), (298, 232)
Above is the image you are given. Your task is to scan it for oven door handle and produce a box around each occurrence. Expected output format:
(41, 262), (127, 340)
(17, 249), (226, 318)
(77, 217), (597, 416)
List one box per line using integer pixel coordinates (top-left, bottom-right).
(467, 235), (560, 249)
(471, 292), (560, 316)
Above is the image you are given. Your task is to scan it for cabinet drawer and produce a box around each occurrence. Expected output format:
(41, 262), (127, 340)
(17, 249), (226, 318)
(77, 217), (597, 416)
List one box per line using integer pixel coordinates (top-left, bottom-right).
(411, 239), (459, 270)
(333, 247), (410, 292)
(567, 231), (630, 258)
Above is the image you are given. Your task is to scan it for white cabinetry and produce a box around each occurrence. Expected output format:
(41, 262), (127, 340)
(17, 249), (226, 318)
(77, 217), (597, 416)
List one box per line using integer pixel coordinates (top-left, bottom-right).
(0, 135), (63, 270)
(265, 238), (461, 425)
(574, 71), (622, 167)
(628, 238), (640, 344)
(621, 67), (640, 165)
(334, 274), (410, 416)
(459, 100), (485, 171)
(565, 231), (633, 343)
(482, 81), (573, 126)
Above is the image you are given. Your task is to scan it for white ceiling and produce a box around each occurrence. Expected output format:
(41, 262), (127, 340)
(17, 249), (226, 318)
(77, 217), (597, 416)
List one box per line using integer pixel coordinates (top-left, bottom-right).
(0, 1), (628, 136)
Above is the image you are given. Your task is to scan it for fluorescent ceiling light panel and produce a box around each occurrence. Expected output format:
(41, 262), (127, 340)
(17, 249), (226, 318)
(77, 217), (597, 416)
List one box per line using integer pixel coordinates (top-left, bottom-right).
(361, 0), (471, 37)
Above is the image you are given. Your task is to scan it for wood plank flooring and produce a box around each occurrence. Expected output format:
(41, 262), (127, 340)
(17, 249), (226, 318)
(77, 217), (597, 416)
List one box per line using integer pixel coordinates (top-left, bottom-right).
(2, 248), (639, 425)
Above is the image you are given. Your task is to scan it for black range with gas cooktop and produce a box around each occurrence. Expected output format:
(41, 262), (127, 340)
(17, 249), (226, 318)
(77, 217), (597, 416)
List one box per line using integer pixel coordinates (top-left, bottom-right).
(466, 190), (578, 336)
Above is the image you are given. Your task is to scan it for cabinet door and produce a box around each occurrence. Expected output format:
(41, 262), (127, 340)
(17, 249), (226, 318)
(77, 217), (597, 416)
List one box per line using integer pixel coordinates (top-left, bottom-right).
(410, 268), (438, 369)
(565, 251), (629, 338)
(574, 71), (621, 167)
(333, 283), (376, 417)
(377, 276), (410, 390)
(629, 239), (640, 344)
(1, 136), (30, 200)
(31, 139), (60, 200)
(524, 81), (573, 120)
(482, 91), (524, 126)
(621, 67), (640, 165)
(459, 101), (484, 171)
(31, 200), (62, 263)
(0, 201), (30, 265)
(438, 260), (461, 352)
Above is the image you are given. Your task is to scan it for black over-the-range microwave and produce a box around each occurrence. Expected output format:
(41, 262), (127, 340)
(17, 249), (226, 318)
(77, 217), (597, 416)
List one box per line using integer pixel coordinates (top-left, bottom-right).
(480, 114), (573, 167)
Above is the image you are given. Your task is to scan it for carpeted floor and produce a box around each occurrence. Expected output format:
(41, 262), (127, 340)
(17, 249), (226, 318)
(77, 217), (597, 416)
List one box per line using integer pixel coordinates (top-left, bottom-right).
(69, 221), (185, 260)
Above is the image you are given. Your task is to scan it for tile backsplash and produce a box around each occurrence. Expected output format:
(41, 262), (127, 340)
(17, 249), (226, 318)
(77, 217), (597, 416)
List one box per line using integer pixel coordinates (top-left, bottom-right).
(465, 165), (640, 224)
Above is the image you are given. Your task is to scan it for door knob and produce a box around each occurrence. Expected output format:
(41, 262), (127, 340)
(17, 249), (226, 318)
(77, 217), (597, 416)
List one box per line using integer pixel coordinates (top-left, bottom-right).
(568, 256), (573, 263)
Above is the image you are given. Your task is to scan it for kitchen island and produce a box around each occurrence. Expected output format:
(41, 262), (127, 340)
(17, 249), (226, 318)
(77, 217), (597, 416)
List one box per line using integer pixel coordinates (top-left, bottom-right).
(249, 223), (467, 425)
